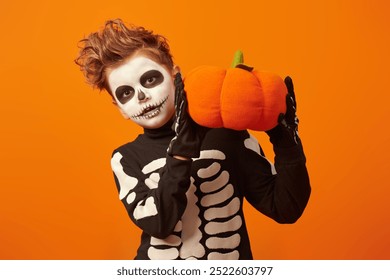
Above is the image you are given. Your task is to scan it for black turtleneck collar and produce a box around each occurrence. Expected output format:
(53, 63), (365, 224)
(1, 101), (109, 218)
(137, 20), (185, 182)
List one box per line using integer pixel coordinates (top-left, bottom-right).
(143, 119), (175, 139)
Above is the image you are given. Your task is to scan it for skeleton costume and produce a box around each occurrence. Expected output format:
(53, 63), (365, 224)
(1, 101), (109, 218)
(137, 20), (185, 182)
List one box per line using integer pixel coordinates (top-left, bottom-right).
(111, 123), (310, 260)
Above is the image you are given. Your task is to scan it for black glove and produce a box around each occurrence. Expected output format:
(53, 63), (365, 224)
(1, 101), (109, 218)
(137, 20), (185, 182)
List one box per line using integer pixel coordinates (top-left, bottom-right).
(167, 73), (209, 159)
(266, 76), (300, 147)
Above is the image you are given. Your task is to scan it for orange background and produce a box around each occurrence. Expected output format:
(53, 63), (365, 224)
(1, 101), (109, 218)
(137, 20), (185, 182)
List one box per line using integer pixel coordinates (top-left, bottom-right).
(1, 0), (389, 259)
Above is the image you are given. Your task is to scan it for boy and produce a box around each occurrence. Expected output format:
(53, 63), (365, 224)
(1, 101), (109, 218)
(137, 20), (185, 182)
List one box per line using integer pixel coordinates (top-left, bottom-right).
(75, 19), (311, 260)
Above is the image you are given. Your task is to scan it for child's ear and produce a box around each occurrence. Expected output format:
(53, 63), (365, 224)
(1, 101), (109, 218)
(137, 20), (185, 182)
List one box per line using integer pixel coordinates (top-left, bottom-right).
(172, 65), (181, 76)
(112, 100), (130, 120)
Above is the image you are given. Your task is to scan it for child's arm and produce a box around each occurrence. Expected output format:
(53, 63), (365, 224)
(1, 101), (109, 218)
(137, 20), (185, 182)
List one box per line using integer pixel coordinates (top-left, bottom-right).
(111, 151), (192, 239)
(241, 77), (311, 223)
(240, 134), (310, 223)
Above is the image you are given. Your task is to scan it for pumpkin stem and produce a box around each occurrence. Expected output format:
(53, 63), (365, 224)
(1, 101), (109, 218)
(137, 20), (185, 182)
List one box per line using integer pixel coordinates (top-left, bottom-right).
(231, 50), (254, 72)
(231, 50), (244, 68)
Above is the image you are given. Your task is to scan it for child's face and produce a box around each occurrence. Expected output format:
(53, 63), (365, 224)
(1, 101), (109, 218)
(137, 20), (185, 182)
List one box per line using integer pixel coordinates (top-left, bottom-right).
(107, 54), (176, 129)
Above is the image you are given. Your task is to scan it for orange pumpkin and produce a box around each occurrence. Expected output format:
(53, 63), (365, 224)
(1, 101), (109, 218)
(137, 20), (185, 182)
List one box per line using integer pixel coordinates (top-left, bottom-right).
(184, 51), (287, 131)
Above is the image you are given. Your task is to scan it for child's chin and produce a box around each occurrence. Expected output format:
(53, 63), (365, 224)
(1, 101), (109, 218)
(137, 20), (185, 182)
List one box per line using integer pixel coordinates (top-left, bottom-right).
(136, 115), (170, 129)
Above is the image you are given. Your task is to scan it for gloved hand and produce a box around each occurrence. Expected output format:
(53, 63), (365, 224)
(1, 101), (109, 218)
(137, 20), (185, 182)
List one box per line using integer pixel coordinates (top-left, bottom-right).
(266, 76), (300, 148)
(167, 73), (209, 159)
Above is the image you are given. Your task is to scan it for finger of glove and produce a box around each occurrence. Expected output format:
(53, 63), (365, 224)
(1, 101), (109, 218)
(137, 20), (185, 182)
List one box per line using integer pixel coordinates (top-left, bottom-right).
(175, 91), (191, 134)
(174, 73), (184, 110)
(175, 83), (191, 135)
(177, 82), (189, 116)
(284, 76), (297, 109)
(277, 113), (286, 125)
(174, 73), (185, 119)
(284, 93), (299, 128)
(174, 72), (184, 87)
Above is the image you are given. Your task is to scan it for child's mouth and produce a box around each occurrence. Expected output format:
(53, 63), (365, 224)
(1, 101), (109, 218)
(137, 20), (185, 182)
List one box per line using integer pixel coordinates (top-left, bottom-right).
(132, 96), (168, 119)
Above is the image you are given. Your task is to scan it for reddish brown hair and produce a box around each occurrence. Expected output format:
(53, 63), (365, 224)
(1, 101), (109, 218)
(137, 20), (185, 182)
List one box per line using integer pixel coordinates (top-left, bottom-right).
(75, 19), (174, 94)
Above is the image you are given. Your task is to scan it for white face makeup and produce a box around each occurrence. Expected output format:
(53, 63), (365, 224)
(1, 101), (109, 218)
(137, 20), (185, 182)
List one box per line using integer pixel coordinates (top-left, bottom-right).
(108, 55), (175, 129)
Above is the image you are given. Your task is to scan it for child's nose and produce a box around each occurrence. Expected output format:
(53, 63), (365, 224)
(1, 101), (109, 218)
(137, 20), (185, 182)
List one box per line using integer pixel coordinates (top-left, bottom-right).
(137, 89), (149, 102)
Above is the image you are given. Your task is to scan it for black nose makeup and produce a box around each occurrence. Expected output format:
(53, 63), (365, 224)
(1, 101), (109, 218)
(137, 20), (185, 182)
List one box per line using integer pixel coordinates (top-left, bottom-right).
(138, 90), (146, 101)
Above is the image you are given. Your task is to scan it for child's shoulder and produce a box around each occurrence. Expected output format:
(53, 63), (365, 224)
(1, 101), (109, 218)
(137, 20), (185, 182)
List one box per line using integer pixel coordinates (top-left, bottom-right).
(112, 134), (145, 156)
(111, 133), (167, 164)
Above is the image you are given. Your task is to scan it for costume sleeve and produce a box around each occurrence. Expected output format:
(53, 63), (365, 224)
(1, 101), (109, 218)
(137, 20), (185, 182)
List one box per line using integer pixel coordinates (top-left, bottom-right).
(240, 133), (311, 224)
(111, 151), (192, 239)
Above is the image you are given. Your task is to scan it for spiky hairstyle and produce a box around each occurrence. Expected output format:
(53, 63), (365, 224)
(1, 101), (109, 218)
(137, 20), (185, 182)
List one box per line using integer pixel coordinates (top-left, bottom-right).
(75, 19), (174, 94)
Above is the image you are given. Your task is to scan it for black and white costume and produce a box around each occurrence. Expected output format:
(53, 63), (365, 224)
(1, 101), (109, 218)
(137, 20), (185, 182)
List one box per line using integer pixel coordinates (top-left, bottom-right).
(111, 121), (310, 259)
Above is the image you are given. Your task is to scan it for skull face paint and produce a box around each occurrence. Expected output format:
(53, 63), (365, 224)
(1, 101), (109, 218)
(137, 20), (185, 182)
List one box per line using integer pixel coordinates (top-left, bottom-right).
(108, 55), (175, 129)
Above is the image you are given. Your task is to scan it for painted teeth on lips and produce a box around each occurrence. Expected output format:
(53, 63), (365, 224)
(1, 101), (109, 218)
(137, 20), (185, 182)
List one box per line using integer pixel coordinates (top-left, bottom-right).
(132, 96), (168, 119)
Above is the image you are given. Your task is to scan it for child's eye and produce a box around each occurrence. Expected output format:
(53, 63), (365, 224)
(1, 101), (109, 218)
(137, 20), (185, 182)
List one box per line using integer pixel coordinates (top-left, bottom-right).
(115, 86), (135, 104)
(141, 70), (164, 88)
(123, 89), (134, 97)
(146, 77), (157, 85)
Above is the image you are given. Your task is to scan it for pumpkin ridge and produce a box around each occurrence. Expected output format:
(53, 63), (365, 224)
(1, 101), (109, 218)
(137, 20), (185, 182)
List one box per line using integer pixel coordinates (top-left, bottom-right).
(252, 70), (265, 129)
(219, 69), (229, 128)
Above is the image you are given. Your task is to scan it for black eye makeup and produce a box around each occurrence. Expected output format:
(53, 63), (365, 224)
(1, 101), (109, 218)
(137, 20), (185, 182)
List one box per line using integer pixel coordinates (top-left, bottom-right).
(115, 85), (135, 104)
(140, 70), (164, 88)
